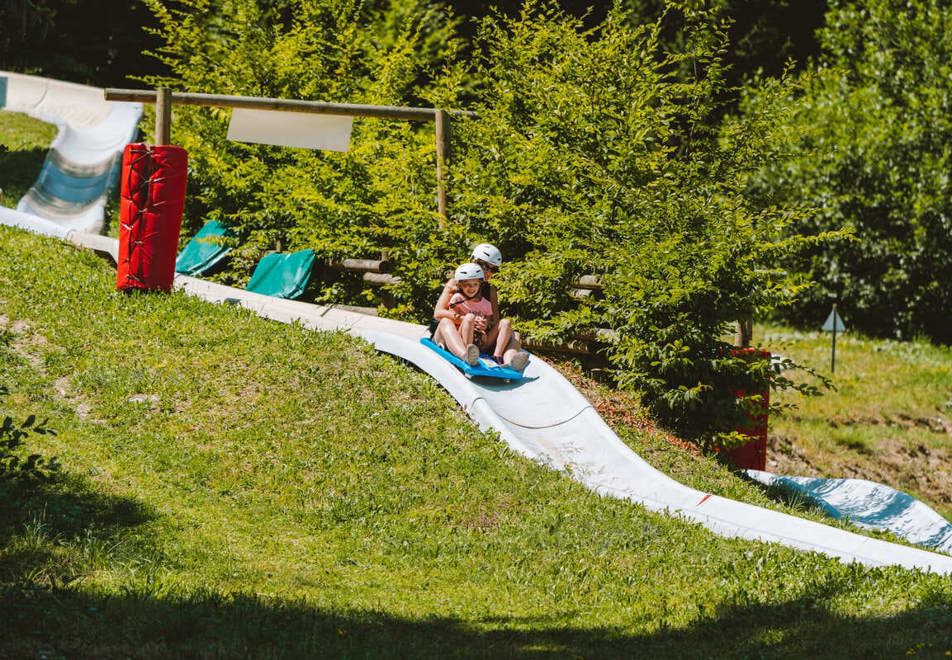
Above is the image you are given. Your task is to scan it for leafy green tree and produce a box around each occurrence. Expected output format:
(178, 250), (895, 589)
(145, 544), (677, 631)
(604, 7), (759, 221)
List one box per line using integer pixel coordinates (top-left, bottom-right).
(745, 0), (952, 342)
(451, 2), (828, 443)
(143, 0), (470, 312)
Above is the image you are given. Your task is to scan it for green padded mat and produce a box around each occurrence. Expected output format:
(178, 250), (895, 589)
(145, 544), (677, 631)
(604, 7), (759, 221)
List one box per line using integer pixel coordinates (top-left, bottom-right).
(175, 220), (234, 276)
(245, 249), (316, 299)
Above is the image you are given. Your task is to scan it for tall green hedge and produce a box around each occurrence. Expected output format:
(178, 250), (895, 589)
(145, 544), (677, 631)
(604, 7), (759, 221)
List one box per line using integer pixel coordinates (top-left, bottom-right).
(146, 0), (828, 445)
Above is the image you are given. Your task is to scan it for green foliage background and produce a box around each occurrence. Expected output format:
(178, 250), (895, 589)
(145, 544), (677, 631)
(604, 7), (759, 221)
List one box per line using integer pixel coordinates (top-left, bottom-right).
(746, 0), (952, 343)
(142, 0), (831, 444)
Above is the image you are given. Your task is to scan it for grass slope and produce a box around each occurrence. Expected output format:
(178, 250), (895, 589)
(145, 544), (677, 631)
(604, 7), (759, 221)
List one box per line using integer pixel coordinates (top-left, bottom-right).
(767, 327), (952, 520)
(1, 228), (951, 658)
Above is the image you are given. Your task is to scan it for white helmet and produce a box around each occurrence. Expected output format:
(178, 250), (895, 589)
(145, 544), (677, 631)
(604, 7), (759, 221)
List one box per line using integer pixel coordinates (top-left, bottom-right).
(471, 243), (502, 267)
(455, 262), (485, 282)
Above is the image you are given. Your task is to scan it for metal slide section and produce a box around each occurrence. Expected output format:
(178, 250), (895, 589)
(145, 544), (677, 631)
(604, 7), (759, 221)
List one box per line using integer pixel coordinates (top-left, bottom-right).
(4, 224), (952, 574)
(0, 71), (142, 232)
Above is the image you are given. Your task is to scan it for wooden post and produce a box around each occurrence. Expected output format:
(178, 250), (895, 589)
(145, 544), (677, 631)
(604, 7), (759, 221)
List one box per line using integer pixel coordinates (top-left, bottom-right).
(434, 109), (449, 227)
(155, 87), (172, 146)
(734, 318), (752, 348)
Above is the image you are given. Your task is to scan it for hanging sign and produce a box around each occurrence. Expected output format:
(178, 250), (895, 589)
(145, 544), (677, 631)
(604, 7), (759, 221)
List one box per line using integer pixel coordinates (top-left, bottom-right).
(227, 107), (353, 152)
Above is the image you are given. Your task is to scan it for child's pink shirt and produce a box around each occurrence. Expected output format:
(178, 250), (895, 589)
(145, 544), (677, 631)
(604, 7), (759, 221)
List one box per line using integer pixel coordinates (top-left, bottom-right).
(449, 292), (493, 324)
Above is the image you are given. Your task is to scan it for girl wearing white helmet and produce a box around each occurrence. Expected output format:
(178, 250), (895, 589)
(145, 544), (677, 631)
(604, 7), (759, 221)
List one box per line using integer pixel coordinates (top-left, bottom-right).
(432, 263), (492, 366)
(432, 244), (529, 371)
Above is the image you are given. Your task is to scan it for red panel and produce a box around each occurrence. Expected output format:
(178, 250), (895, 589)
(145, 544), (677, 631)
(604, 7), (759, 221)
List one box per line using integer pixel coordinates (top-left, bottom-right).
(116, 143), (188, 292)
(725, 348), (770, 471)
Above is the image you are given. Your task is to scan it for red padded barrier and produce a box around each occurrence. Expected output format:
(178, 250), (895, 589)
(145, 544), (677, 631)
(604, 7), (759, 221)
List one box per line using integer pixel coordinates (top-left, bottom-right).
(724, 348), (770, 471)
(116, 143), (188, 292)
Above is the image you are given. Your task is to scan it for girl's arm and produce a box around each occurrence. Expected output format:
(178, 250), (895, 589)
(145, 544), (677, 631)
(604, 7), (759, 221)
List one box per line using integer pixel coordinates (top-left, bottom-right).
(433, 279), (460, 321)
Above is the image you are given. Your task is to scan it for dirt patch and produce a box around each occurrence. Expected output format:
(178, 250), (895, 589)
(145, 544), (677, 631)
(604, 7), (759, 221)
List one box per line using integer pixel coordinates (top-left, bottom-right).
(767, 434), (822, 474)
(876, 442), (952, 505)
(768, 433), (952, 514)
(456, 497), (516, 532)
(54, 376), (92, 419)
(829, 412), (952, 436)
(2, 318), (48, 371)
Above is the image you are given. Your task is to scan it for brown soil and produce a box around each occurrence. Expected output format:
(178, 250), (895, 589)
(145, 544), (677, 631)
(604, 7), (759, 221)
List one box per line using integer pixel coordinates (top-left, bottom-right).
(769, 433), (952, 515)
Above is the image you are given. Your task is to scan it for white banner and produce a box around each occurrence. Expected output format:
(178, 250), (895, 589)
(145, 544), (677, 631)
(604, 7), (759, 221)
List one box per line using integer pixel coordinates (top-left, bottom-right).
(227, 107), (353, 152)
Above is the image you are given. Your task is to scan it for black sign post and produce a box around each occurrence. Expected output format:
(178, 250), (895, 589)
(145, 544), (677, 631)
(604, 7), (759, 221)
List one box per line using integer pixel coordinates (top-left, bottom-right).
(822, 304), (846, 373)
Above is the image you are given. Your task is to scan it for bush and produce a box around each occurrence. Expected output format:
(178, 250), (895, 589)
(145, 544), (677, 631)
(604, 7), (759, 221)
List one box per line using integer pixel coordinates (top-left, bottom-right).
(450, 3), (829, 442)
(144, 0), (471, 315)
(146, 0), (829, 444)
(744, 0), (952, 343)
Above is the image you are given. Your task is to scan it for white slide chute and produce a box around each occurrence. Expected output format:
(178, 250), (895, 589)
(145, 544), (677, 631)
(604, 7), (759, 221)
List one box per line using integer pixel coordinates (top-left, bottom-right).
(0, 71), (142, 233)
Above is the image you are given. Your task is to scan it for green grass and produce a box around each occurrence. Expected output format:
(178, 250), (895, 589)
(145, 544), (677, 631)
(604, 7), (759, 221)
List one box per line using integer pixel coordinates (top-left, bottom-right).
(0, 112), (57, 209)
(1, 227), (951, 657)
(764, 325), (952, 520)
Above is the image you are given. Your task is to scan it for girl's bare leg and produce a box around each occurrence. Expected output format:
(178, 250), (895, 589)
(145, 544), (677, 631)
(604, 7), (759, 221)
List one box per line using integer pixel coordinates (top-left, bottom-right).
(459, 315), (476, 346)
(492, 319), (512, 363)
(434, 318), (470, 359)
(503, 331), (527, 368)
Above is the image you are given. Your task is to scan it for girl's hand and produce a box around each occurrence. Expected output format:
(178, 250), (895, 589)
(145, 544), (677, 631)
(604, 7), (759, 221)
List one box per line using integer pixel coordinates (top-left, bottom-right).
(474, 315), (487, 332)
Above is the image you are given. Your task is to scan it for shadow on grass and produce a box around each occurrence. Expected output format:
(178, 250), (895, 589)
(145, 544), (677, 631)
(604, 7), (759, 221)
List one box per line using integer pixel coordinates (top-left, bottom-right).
(2, 566), (950, 657)
(0, 471), (155, 588)
(1, 475), (949, 657)
(0, 147), (48, 205)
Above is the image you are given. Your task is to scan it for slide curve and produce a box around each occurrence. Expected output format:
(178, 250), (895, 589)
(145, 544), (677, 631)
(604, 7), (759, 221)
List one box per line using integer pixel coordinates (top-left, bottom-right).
(3, 219), (951, 574)
(0, 71), (142, 233)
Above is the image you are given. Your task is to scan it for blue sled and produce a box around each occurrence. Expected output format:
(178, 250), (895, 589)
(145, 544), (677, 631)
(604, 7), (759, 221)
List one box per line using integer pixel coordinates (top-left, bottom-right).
(420, 338), (526, 381)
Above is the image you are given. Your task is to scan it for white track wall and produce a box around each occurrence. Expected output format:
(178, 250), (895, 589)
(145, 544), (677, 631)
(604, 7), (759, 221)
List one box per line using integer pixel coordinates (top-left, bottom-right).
(0, 71), (141, 233)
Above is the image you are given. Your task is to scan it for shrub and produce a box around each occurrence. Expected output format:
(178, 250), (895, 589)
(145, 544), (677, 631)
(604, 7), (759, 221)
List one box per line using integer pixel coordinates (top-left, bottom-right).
(146, 0), (830, 444)
(0, 384), (59, 482)
(450, 3), (829, 442)
(143, 0), (470, 312)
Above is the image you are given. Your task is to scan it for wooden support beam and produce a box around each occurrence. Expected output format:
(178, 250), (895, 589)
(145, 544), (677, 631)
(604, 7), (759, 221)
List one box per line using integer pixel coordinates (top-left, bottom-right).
(571, 275), (603, 290)
(735, 318), (753, 348)
(567, 288), (594, 300)
(435, 109), (449, 225)
(327, 258), (392, 274)
(105, 88), (475, 122)
(522, 336), (592, 356)
(155, 87), (171, 145)
(362, 272), (402, 287)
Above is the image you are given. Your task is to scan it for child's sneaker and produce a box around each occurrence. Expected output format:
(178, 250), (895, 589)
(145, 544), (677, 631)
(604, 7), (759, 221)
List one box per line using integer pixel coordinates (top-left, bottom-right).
(509, 350), (530, 372)
(465, 344), (480, 366)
